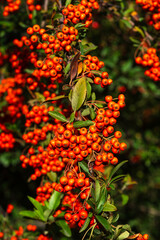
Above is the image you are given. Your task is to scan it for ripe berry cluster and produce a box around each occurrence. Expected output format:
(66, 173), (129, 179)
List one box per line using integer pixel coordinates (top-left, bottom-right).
(2, 0), (21, 16)
(136, 0), (160, 30)
(135, 47), (160, 81)
(62, 0), (99, 27)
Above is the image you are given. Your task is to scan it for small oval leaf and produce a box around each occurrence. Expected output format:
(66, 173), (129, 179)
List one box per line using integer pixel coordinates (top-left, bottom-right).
(48, 111), (68, 122)
(103, 202), (117, 212)
(71, 77), (87, 111)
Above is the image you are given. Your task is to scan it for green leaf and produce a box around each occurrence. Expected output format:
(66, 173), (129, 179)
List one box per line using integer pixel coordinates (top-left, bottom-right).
(65, 0), (72, 7)
(95, 215), (112, 232)
(75, 23), (86, 29)
(91, 92), (96, 101)
(112, 214), (119, 223)
(90, 108), (96, 120)
(86, 80), (92, 99)
(103, 202), (117, 212)
(121, 194), (129, 206)
(117, 231), (130, 240)
(54, 13), (63, 21)
(79, 161), (90, 175)
(47, 172), (57, 182)
(79, 212), (93, 233)
(64, 63), (71, 75)
(81, 108), (90, 116)
(69, 112), (75, 122)
(71, 77), (87, 111)
(95, 180), (101, 202)
(48, 191), (62, 212)
(48, 111), (68, 122)
(42, 95), (66, 103)
(35, 92), (45, 101)
(56, 220), (72, 237)
(73, 120), (94, 128)
(87, 199), (95, 209)
(81, 40), (98, 55)
(19, 210), (39, 219)
(107, 160), (128, 184)
(24, 69), (34, 74)
(96, 186), (107, 214)
(109, 174), (126, 184)
(28, 196), (44, 218)
(120, 19), (132, 29)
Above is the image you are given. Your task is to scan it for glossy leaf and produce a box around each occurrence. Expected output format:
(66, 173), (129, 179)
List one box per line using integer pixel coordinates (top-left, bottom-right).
(86, 80), (92, 99)
(95, 180), (101, 202)
(71, 77), (87, 111)
(73, 120), (94, 128)
(103, 202), (117, 212)
(79, 212), (93, 233)
(56, 220), (72, 237)
(28, 196), (44, 218)
(69, 112), (75, 123)
(79, 161), (90, 175)
(19, 210), (39, 220)
(48, 111), (68, 122)
(48, 191), (61, 212)
(107, 160), (128, 184)
(95, 215), (112, 232)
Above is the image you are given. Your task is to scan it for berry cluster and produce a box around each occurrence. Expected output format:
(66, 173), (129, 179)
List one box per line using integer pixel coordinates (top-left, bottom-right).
(26, 0), (43, 20)
(2, 0), (21, 17)
(135, 47), (160, 81)
(136, 0), (160, 30)
(62, 0), (99, 27)
(137, 233), (149, 240)
(0, 132), (15, 151)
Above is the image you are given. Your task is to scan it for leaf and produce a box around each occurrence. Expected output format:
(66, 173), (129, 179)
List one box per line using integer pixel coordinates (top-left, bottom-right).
(79, 212), (93, 233)
(71, 77), (87, 111)
(53, 13), (63, 21)
(120, 19), (133, 29)
(109, 174), (126, 184)
(81, 40), (98, 55)
(48, 191), (62, 212)
(65, 0), (72, 7)
(87, 199), (95, 209)
(75, 23), (86, 29)
(121, 194), (129, 206)
(86, 81), (92, 99)
(47, 172), (57, 182)
(46, 25), (54, 29)
(133, 26), (145, 38)
(82, 108), (90, 116)
(73, 120), (94, 128)
(56, 220), (72, 237)
(91, 92), (96, 101)
(69, 112), (75, 122)
(35, 92), (45, 101)
(24, 69), (34, 74)
(19, 210), (40, 220)
(64, 63), (71, 75)
(128, 234), (140, 239)
(79, 161), (90, 175)
(95, 215), (112, 232)
(42, 95), (66, 103)
(107, 160), (128, 184)
(95, 180), (101, 202)
(77, 62), (83, 76)
(28, 196), (44, 219)
(117, 231), (130, 240)
(103, 202), (117, 212)
(90, 108), (96, 120)
(48, 111), (68, 122)
(112, 213), (119, 223)
(70, 52), (81, 82)
(96, 186), (107, 214)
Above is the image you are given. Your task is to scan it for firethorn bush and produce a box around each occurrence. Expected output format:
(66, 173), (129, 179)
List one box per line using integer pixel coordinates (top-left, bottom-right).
(0, 0), (160, 239)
